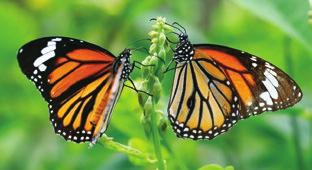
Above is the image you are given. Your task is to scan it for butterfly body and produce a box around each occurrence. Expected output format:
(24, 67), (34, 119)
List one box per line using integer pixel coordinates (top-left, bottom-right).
(18, 37), (132, 143)
(173, 34), (194, 62)
(168, 31), (302, 140)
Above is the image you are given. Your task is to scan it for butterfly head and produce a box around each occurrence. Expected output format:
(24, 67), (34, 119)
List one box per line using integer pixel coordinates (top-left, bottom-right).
(173, 33), (195, 63)
(163, 21), (195, 63)
(114, 48), (133, 80)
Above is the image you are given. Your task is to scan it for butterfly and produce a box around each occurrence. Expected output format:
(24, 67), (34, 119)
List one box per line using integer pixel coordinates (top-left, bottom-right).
(165, 22), (303, 140)
(17, 36), (139, 143)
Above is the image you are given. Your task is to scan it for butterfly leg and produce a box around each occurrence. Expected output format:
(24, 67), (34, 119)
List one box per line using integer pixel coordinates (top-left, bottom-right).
(133, 61), (155, 69)
(131, 46), (150, 55)
(166, 37), (179, 45)
(125, 78), (153, 96)
(163, 59), (185, 73)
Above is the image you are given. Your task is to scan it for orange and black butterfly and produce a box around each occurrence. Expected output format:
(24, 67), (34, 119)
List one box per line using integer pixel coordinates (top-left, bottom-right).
(17, 37), (138, 143)
(166, 23), (302, 140)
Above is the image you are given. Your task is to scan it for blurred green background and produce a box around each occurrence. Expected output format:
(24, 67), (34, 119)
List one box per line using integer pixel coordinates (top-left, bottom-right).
(0, 0), (311, 169)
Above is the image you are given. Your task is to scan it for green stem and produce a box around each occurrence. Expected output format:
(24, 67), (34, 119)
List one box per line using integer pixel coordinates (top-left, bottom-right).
(99, 135), (155, 164)
(283, 37), (305, 170)
(139, 17), (173, 170)
(162, 137), (188, 170)
(150, 103), (165, 170)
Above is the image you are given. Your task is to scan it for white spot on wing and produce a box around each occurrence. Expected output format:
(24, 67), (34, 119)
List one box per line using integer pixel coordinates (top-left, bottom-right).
(38, 64), (47, 71)
(252, 63), (257, 67)
(260, 92), (273, 105)
(265, 62), (274, 69)
(47, 41), (56, 46)
(251, 56), (257, 61)
(262, 79), (278, 99)
(264, 69), (279, 87)
(52, 38), (62, 41)
(41, 45), (56, 54)
(33, 38), (62, 72)
(33, 51), (55, 67)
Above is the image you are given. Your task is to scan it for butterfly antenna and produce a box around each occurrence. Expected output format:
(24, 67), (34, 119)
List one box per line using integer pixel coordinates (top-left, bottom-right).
(172, 22), (187, 34)
(164, 22), (184, 34)
(150, 18), (184, 34)
(130, 46), (150, 54)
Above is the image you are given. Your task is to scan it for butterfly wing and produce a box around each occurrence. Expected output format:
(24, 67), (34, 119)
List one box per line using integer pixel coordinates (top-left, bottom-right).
(194, 44), (302, 116)
(168, 44), (302, 140)
(168, 59), (240, 140)
(17, 37), (122, 143)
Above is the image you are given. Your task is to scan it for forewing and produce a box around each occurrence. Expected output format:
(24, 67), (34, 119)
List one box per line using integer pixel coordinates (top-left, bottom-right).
(17, 37), (120, 143)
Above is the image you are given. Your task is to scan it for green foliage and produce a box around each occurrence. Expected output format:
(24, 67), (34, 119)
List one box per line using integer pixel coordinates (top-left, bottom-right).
(0, 0), (311, 170)
(233, 0), (312, 52)
(198, 164), (234, 170)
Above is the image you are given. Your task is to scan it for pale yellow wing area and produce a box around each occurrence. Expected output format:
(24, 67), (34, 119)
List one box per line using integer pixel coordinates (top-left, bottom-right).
(168, 58), (240, 140)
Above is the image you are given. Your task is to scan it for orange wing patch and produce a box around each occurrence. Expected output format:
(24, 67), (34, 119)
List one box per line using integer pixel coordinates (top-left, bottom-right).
(55, 57), (68, 65)
(49, 61), (80, 84)
(243, 73), (256, 86)
(226, 69), (253, 105)
(68, 49), (115, 62)
(73, 96), (92, 130)
(50, 63), (107, 98)
(195, 48), (247, 72)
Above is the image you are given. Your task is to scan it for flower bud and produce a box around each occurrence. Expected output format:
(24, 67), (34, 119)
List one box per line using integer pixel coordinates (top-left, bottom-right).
(157, 112), (168, 135)
(138, 81), (148, 108)
(148, 31), (158, 38)
(141, 56), (152, 78)
(158, 33), (166, 46)
(158, 48), (166, 61)
(140, 114), (152, 140)
(149, 55), (159, 75)
(152, 24), (160, 30)
(149, 44), (157, 54)
(144, 97), (153, 114)
(163, 24), (173, 31)
(151, 38), (158, 44)
(152, 77), (162, 103)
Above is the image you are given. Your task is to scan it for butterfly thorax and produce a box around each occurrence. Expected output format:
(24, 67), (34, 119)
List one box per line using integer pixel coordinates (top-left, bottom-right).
(174, 34), (195, 63)
(113, 49), (133, 80)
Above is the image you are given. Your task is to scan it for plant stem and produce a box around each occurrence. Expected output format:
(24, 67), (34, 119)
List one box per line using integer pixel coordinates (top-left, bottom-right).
(283, 37), (305, 170)
(139, 17), (172, 170)
(150, 102), (165, 170)
(99, 135), (155, 164)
